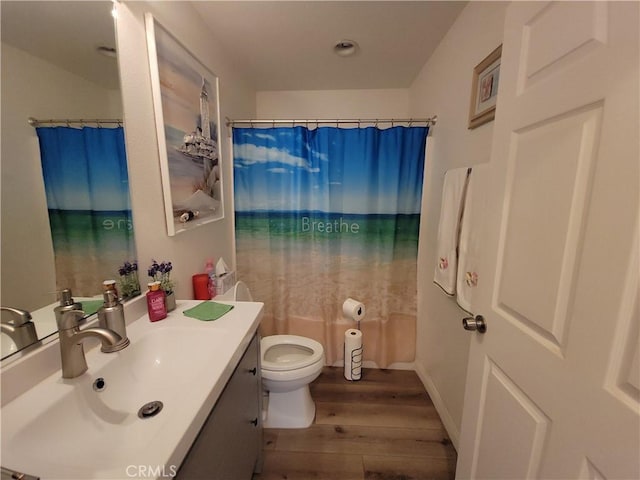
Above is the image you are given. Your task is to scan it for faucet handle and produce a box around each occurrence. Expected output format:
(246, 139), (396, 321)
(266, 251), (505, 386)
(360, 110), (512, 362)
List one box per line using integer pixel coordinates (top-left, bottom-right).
(57, 309), (85, 331)
(0, 306), (33, 326)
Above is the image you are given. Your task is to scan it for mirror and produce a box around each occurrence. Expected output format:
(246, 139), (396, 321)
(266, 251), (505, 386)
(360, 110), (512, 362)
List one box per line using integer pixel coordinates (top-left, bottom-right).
(0, 1), (136, 360)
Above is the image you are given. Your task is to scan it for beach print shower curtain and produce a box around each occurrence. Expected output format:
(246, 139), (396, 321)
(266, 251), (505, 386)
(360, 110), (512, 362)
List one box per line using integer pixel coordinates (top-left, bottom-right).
(36, 126), (135, 296)
(233, 126), (428, 367)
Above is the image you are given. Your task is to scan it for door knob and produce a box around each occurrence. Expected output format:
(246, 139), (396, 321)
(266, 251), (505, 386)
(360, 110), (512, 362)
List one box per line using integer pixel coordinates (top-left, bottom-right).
(463, 315), (486, 334)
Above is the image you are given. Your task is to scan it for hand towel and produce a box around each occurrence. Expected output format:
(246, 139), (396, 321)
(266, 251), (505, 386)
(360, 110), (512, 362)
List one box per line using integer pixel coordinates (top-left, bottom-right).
(183, 301), (234, 321)
(80, 300), (104, 317)
(456, 164), (488, 313)
(434, 167), (472, 295)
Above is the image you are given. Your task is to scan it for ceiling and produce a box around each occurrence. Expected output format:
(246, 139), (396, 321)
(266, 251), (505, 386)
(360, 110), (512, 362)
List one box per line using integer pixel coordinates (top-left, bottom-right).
(0, 1), (466, 92)
(1, 1), (120, 90)
(193, 1), (467, 91)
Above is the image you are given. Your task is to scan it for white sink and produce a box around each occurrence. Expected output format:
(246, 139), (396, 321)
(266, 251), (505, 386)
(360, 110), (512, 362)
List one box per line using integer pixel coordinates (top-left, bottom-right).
(1, 334), (18, 357)
(1, 300), (263, 480)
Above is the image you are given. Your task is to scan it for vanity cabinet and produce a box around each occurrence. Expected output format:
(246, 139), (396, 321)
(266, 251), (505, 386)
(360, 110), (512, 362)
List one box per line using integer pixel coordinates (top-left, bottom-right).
(176, 334), (262, 480)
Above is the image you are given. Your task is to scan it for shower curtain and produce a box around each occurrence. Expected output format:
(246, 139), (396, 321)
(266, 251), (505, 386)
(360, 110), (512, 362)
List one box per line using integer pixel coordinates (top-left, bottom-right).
(36, 126), (135, 296)
(233, 125), (428, 367)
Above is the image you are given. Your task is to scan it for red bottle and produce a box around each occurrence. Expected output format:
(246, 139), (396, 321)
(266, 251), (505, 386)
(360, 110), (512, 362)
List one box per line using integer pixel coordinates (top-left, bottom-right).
(192, 273), (211, 300)
(146, 281), (167, 322)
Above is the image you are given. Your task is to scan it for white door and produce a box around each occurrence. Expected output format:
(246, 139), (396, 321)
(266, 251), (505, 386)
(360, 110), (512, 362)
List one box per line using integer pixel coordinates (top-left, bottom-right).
(457, 2), (639, 479)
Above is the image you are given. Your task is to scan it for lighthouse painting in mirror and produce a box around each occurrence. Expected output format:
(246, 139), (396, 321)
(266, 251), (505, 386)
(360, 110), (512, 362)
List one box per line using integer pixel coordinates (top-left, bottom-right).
(145, 14), (223, 236)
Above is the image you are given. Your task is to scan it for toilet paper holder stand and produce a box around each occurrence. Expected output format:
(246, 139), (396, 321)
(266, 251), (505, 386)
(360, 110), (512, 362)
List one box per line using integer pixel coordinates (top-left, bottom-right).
(344, 322), (363, 381)
(347, 344), (363, 381)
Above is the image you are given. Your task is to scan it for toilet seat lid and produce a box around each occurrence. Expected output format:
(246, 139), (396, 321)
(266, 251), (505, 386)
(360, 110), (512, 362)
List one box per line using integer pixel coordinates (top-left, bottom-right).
(233, 281), (253, 301)
(261, 335), (324, 371)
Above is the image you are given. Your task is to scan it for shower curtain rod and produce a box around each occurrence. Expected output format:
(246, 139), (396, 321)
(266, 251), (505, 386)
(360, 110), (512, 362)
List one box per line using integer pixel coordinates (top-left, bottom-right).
(226, 116), (437, 128)
(28, 117), (122, 127)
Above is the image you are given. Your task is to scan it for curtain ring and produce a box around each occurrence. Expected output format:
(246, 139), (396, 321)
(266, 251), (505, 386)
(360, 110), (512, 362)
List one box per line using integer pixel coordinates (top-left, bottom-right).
(250, 119), (254, 128)
(409, 119), (413, 127)
(375, 119), (379, 128)
(391, 119), (395, 128)
(272, 119), (275, 128)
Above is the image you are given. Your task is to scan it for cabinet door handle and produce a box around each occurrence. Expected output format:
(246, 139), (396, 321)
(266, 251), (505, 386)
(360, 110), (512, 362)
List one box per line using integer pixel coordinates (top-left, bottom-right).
(250, 418), (258, 427)
(248, 367), (257, 375)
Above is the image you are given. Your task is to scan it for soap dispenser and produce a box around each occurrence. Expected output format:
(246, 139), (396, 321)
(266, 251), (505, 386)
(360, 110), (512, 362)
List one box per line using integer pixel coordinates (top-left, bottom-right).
(54, 288), (83, 324)
(146, 281), (167, 322)
(97, 289), (129, 350)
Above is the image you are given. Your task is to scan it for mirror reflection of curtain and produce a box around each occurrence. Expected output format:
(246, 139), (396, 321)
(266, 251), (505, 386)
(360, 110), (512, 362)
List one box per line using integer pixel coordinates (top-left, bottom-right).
(233, 126), (428, 367)
(36, 126), (135, 296)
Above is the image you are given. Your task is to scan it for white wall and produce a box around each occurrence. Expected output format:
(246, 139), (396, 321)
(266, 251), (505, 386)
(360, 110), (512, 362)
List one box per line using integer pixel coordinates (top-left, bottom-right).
(257, 89), (409, 119)
(409, 1), (508, 448)
(115, 2), (256, 298)
(0, 43), (122, 311)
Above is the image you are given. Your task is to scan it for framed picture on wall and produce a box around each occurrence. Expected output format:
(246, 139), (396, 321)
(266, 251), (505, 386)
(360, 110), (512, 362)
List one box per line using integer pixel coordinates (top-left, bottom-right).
(468, 45), (502, 129)
(145, 13), (224, 236)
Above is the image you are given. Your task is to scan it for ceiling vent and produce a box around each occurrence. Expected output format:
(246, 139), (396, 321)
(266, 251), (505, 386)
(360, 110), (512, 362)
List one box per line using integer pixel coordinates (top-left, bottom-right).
(333, 40), (359, 57)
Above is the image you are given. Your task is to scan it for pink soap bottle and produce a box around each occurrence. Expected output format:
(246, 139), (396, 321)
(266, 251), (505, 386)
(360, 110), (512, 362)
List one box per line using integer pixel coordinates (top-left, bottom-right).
(146, 281), (167, 322)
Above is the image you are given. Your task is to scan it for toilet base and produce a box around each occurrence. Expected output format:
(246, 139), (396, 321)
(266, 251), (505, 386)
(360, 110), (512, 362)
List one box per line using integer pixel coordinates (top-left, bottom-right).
(263, 385), (315, 429)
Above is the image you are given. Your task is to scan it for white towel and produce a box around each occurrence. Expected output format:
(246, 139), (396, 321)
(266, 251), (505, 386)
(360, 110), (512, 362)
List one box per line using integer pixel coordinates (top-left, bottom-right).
(433, 167), (471, 295)
(456, 164), (488, 313)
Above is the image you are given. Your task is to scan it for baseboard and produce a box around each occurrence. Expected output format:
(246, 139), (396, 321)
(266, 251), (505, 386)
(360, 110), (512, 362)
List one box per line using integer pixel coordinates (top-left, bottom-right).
(330, 360), (415, 371)
(414, 362), (460, 451)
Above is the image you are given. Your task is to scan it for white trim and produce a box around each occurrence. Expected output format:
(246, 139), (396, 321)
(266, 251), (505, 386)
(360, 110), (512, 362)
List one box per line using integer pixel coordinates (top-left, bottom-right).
(414, 361), (460, 451)
(329, 360), (415, 371)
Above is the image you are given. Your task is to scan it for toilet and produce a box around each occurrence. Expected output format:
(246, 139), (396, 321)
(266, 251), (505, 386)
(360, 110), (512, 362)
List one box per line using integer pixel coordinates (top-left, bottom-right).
(261, 335), (324, 428)
(230, 281), (325, 428)
(232, 280), (253, 301)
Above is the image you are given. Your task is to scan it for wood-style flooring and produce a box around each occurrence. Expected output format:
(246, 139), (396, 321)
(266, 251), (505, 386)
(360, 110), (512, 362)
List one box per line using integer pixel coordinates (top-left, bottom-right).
(254, 367), (457, 480)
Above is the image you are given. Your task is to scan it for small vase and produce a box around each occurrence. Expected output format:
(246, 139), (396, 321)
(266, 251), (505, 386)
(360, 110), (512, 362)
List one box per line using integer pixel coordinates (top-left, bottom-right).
(165, 291), (176, 312)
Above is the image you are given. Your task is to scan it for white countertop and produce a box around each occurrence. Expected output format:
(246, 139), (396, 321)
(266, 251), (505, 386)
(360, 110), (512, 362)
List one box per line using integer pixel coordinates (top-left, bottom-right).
(0, 299), (263, 480)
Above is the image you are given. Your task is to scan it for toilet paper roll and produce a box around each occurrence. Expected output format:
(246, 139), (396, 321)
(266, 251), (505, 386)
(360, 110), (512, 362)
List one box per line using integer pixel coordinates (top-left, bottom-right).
(342, 298), (365, 322)
(344, 328), (363, 381)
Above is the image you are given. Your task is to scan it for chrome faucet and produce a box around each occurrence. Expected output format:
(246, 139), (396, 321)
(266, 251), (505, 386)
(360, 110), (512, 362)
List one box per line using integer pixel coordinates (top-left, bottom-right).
(57, 309), (130, 379)
(0, 306), (39, 350)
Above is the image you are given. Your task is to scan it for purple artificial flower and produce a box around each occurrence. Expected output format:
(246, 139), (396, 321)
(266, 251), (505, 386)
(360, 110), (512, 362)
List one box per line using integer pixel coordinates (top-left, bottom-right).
(147, 259), (174, 293)
(119, 259), (139, 276)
